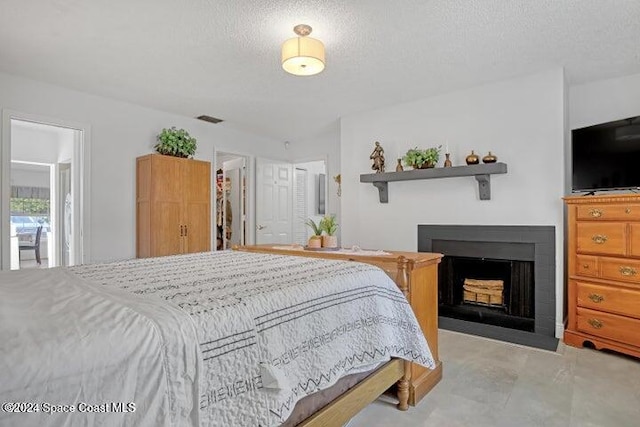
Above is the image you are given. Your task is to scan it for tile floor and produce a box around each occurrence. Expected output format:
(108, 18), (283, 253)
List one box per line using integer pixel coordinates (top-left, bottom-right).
(350, 330), (640, 427)
(18, 259), (48, 269)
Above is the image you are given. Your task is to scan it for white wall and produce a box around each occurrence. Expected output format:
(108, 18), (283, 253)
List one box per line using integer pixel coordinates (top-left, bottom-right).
(11, 125), (59, 164)
(0, 71), (286, 263)
(340, 69), (566, 336)
(570, 71), (640, 130)
(10, 167), (50, 188)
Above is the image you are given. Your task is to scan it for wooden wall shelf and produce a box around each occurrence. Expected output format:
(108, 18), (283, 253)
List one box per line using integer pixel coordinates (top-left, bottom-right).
(359, 162), (508, 203)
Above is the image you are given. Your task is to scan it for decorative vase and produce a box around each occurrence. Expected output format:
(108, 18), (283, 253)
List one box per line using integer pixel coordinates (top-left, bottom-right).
(396, 159), (404, 172)
(482, 152), (497, 163)
(465, 151), (479, 165)
(322, 235), (338, 248)
(308, 236), (322, 248)
(444, 153), (452, 167)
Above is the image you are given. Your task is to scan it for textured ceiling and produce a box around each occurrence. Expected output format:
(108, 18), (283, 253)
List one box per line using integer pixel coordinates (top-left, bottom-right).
(0, 0), (639, 141)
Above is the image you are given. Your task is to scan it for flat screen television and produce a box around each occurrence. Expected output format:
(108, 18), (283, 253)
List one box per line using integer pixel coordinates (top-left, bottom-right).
(572, 115), (640, 192)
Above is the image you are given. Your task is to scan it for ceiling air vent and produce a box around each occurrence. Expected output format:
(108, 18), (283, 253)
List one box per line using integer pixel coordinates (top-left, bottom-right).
(196, 115), (223, 124)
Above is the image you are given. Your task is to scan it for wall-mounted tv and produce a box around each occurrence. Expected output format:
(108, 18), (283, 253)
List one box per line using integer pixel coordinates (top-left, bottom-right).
(572, 116), (640, 192)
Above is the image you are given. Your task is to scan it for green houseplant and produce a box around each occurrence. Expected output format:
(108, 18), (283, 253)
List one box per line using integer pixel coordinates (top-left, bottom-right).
(319, 214), (338, 248)
(403, 146), (441, 169)
(305, 218), (322, 248)
(155, 127), (197, 158)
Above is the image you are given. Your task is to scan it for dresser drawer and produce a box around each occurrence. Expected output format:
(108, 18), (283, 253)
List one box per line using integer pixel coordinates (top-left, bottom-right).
(600, 257), (640, 284)
(577, 308), (640, 347)
(575, 255), (598, 278)
(628, 224), (640, 258)
(576, 281), (640, 319)
(576, 223), (626, 256)
(576, 204), (640, 221)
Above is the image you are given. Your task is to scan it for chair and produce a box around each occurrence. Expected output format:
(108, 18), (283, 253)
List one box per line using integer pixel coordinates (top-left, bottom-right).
(19, 225), (43, 266)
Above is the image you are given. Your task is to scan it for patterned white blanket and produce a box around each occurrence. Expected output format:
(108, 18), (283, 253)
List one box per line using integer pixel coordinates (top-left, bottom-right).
(0, 267), (200, 427)
(72, 251), (435, 426)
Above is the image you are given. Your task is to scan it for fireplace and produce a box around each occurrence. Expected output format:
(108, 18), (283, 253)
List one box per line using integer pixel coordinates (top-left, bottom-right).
(419, 225), (558, 350)
(439, 256), (535, 332)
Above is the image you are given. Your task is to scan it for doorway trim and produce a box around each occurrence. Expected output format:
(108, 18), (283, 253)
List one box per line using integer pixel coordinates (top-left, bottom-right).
(1, 109), (92, 270)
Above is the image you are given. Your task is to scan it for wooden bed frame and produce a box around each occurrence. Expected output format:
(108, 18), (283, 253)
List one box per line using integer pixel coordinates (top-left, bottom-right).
(234, 245), (443, 423)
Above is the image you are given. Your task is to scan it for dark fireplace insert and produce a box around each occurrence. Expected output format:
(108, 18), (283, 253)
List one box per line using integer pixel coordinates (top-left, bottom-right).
(438, 255), (535, 332)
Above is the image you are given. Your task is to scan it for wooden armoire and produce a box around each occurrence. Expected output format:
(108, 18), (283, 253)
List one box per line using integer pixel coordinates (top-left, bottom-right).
(136, 154), (211, 258)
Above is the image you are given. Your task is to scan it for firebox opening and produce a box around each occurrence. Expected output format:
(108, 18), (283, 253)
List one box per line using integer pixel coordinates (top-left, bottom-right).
(439, 256), (535, 332)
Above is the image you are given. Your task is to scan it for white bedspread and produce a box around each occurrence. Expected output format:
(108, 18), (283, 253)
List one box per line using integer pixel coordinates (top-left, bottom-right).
(0, 267), (200, 427)
(71, 251), (435, 426)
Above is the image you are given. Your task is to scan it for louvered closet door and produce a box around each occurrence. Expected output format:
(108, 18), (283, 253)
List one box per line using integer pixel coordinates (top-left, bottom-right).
(183, 159), (211, 253)
(151, 155), (183, 256)
(293, 168), (308, 245)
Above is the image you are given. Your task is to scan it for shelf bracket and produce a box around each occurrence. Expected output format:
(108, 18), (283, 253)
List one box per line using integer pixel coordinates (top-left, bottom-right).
(372, 182), (389, 203)
(475, 174), (491, 200)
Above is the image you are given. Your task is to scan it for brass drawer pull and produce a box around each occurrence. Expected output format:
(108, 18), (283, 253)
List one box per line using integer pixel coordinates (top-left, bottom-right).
(588, 318), (604, 329)
(582, 264), (590, 269)
(591, 235), (608, 244)
(626, 208), (632, 214)
(589, 209), (603, 218)
(588, 293), (604, 303)
(619, 266), (637, 276)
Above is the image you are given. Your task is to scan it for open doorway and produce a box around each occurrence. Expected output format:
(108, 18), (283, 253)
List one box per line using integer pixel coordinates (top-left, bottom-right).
(2, 117), (86, 270)
(9, 161), (53, 269)
(215, 152), (248, 250)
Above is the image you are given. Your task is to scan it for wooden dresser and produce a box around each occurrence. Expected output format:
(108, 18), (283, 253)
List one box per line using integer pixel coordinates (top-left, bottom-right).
(235, 244), (443, 406)
(564, 194), (640, 358)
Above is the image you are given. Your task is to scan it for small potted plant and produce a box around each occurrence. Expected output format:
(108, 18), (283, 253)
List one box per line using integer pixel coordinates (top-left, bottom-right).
(319, 214), (338, 248)
(155, 127), (197, 158)
(305, 218), (322, 248)
(403, 146), (441, 169)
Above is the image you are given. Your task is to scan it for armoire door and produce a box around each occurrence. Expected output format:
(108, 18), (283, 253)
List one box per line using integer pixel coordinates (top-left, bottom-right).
(154, 204), (182, 256)
(151, 155), (183, 256)
(183, 159), (211, 253)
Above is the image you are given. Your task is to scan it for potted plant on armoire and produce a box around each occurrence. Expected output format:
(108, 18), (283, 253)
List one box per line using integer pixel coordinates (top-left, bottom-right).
(136, 127), (211, 258)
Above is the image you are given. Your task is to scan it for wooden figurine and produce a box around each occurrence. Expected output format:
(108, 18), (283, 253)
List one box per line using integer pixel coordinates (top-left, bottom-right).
(370, 141), (385, 173)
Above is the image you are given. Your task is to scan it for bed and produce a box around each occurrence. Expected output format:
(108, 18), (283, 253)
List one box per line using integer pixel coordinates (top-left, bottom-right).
(0, 250), (437, 426)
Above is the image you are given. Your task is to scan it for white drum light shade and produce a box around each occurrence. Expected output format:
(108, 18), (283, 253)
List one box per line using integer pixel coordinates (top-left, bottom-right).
(281, 25), (325, 76)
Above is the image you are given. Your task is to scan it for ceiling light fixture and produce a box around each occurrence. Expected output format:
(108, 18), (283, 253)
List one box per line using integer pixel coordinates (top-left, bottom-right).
(281, 24), (325, 76)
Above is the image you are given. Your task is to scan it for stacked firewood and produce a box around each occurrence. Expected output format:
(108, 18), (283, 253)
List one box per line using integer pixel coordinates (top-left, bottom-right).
(463, 278), (504, 306)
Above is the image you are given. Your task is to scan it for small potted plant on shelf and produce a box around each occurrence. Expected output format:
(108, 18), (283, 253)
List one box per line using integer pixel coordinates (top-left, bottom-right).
(319, 214), (339, 248)
(155, 127), (197, 158)
(402, 146), (441, 169)
(305, 218), (323, 248)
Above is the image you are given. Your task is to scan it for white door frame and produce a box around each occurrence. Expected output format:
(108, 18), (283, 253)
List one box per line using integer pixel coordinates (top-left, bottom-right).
(222, 157), (246, 248)
(213, 148), (254, 248)
(1, 110), (91, 269)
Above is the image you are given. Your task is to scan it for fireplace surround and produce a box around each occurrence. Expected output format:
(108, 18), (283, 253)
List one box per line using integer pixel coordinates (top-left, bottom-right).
(418, 225), (558, 350)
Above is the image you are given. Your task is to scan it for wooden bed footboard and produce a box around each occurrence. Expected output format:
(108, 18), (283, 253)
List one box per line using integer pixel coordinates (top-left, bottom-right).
(298, 358), (405, 426)
(234, 245), (444, 409)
